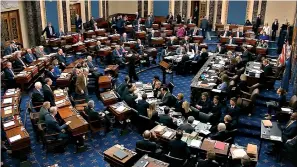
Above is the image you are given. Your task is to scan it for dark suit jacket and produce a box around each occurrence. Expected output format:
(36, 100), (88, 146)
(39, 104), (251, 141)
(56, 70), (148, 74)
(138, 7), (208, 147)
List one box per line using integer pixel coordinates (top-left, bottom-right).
(167, 40), (176, 47)
(38, 107), (49, 123)
(176, 14), (182, 24)
(234, 31), (243, 37)
(215, 46), (226, 54)
(178, 123), (195, 133)
(4, 68), (15, 81)
(158, 114), (174, 128)
(226, 105), (240, 118)
(227, 38), (235, 45)
(168, 139), (190, 159)
(200, 52), (208, 61)
(87, 61), (96, 72)
(136, 100), (149, 116)
(197, 159), (219, 167)
(153, 88), (161, 99)
(272, 22), (279, 31)
(24, 53), (36, 64)
(42, 26), (56, 38)
(84, 107), (100, 121)
(210, 103), (222, 122)
(57, 54), (67, 65)
(43, 84), (55, 106)
(123, 93), (137, 109)
(75, 17), (82, 29)
(159, 92), (173, 106)
(263, 65), (273, 77)
(45, 70), (58, 82)
(136, 140), (157, 153)
(44, 114), (67, 134)
(13, 58), (26, 69)
(196, 99), (211, 113)
(211, 131), (228, 141)
(200, 19), (208, 29)
(175, 100), (184, 114)
(283, 121), (297, 142)
(222, 31), (230, 37)
(32, 88), (44, 105)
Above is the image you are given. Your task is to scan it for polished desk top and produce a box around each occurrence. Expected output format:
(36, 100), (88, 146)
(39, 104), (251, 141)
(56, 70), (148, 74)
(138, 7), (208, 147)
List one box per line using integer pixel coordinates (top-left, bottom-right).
(3, 88), (21, 98)
(98, 75), (112, 84)
(5, 126), (30, 151)
(104, 144), (137, 165)
(200, 139), (229, 156)
(133, 155), (169, 167)
(64, 115), (88, 132)
(58, 106), (76, 119)
(2, 117), (23, 131)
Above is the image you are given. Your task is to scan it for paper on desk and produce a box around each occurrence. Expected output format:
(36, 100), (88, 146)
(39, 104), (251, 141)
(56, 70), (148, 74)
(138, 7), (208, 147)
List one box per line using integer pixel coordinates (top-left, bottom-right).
(190, 139), (202, 148)
(9, 134), (21, 143)
(116, 105), (126, 113)
(232, 149), (247, 159)
(5, 91), (15, 96)
(253, 66), (260, 69)
(3, 98), (12, 104)
(3, 121), (15, 128)
(212, 89), (221, 93)
(192, 120), (199, 126)
(270, 135), (282, 142)
(162, 131), (173, 138)
(200, 129), (211, 135)
(146, 92), (154, 98)
(55, 100), (65, 105)
(4, 109), (13, 115)
(55, 93), (64, 97)
(4, 106), (12, 111)
(281, 108), (292, 112)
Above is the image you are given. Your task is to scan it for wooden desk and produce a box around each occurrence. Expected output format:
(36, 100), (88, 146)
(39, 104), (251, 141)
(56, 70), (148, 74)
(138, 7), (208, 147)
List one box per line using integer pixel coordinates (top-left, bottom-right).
(136, 31), (146, 39)
(245, 38), (257, 46)
(98, 76), (112, 89)
(108, 102), (131, 121)
(95, 29), (106, 36)
(225, 44), (237, 51)
(100, 91), (118, 106)
(64, 115), (89, 136)
(234, 37), (244, 45)
(151, 38), (165, 45)
(67, 59), (84, 69)
(162, 30), (173, 36)
(3, 89), (21, 98)
(192, 36), (204, 43)
(104, 145), (137, 167)
(3, 118), (23, 131)
(151, 125), (176, 142)
(243, 26), (253, 32)
(200, 139), (229, 156)
(133, 155), (169, 167)
(30, 60), (45, 71)
(109, 34), (121, 42)
(1, 105), (19, 118)
(58, 106), (76, 119)
(84, 31), (96, 38)
(220, 37), (229, 43)
(123, 41), (136, 49)
(55, 96), (71, 108)
(256, 47), (267, 55)
(105, 65), (119, 75)
(56, 73), (72, 88)
(98, 47), (112, 57)
(1, 97), (20, 108)
(152, 24), (159, 30)
(5, 126), (30, 151)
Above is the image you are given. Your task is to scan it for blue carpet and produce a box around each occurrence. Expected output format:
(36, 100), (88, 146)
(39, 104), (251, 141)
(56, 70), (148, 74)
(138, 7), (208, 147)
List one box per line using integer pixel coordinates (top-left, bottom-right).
(3, 35), (295, 167)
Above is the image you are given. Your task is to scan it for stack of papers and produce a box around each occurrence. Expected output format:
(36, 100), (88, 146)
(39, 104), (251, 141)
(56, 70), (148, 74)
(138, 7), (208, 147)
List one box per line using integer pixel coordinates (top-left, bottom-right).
(115, 106), (126, 113)
(232, 149), (247, 159)
(190, 140), (202, 148)
(9, 134), (21, 143)
(192, 120), (199, 126)
(214, 141), (225, 150)
(4, 106), (13, 115)
(281, 108), (292, 113)
(162, 131), (173, 138)
(199, 130), (211, 135)
(55, 99), (65, 105)
(3, 98), (12, 104)
(262, 120), (272, 127)
(3, 121), (15, 128)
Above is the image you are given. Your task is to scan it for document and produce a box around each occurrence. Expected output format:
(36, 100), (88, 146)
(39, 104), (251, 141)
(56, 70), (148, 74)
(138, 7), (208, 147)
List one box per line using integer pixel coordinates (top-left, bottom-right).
(214, 141), (225, 150)
(232, 149), (247, 159)
(262, 120), (272, 127)
(9, 134), (21, 143)
(116, 105), (126, 113)
(162, 131), (173, 138)
(3, 98), (12, 104)
(3, 121), (15, 128)
(5, 91), (15, 96)
(190, 140), (202, 148)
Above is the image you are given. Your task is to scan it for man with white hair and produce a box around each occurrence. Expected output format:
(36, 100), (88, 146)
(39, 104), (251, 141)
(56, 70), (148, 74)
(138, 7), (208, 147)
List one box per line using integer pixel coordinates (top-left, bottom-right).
(13, 51), (27, 70)
(24, 48), (36, 64)
(75, 68), (89, 101)
(112, 45), (125, 65)
(4, 62), (16, 88)
(35, 46), (46, 58)
(210, 123), (228, 141)
(32, 82), (44, 109)
(120, 33), (128, 43)
(45, 106), (71, 139)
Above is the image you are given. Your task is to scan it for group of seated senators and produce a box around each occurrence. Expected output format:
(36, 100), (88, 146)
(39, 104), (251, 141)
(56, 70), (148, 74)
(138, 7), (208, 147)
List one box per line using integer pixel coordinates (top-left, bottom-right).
(4, 41), (20, 55)
(257, 39), (268, 48)
(25, 48), (37, 64)
(112, 45), (126, 65)
(178, 116), (195, 133)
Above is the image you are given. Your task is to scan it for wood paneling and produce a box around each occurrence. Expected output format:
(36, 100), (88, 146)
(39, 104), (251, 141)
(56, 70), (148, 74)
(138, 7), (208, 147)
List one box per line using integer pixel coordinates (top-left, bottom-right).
(1, 10), (22, 45)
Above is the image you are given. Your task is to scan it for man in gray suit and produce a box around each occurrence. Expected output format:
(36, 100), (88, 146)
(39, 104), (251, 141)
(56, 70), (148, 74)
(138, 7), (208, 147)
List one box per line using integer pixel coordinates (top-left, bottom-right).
(200, 16), (209, 39)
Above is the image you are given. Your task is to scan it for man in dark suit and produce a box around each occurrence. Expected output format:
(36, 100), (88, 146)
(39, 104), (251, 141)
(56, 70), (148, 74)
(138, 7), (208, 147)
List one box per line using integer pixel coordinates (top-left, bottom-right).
(200, 16), (208, 39)
(75, 14), (82, 32)
(159, 87), (173, 106)
(158, 107), (175, 128)
(226, 97), (240, 119)
(3, 62), (16, 88)
(116, 15), (124, 34)
(215, 43), (226, 54)
(32, 82), (44, 108)
(197, 151), (219, 167)
(210, 96), (222, 124)
(123, 84), (137, 109)
(256, 14), (261, 30)
(45, 106), (71, 139)
(227, 36), (235, 45)
(168, 130), (190, 160)
(234, 28), (243, 38)
(4, 41), (18, 56)
(136, 94), (150, 116)
(153, 81), (162, 99)
(145, 16), (153, 29)
(178, 116), (195, 133)
(127, 52), (139, 82)
(56, 49), (67, 70)
(210, 123), (228, 141)
(166, 12), (174, 24)
(42, 22), (56, 38)
(282, 112), (297, 142)
(43, 78), (56, 106)
(24, 49), (36, 64)
(176, 13), (182, 24)
(221, 28), (230, 37)
(181, 36), (190, 45)
(116, 76), (130, 98)
(45, 66), (59, 85)
(136, 130), (158, 153)
(271, 19), (279, 41)
(262, 59), (273, 77)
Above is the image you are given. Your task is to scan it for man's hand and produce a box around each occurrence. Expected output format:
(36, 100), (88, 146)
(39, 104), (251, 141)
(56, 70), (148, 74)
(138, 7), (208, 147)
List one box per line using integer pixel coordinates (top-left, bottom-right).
(81, 90), (84, 94)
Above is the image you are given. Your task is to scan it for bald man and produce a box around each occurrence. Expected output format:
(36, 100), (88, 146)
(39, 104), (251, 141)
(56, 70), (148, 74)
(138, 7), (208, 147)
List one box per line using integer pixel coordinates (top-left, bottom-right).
(136, 130), (158, 153)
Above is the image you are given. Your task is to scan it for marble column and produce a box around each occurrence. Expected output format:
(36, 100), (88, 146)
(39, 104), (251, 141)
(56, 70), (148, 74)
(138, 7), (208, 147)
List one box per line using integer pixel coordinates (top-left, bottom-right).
(216, 1), (222, 24)
(182, 0), (187, 18)
(24, 1), (43, 46)
(260, 0), (267, 25)
(144, 0), (148, 17)
(208, 0), (215, 25)
(62, 1), (68, 33)
(138, 0), (142, 17)
(252, 0), (259, 22)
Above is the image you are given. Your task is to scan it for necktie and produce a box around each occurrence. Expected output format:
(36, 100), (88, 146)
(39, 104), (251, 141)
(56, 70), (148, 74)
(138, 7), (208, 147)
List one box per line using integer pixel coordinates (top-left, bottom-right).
(19, 58), (25, 66)
(10, 69), (15, 77)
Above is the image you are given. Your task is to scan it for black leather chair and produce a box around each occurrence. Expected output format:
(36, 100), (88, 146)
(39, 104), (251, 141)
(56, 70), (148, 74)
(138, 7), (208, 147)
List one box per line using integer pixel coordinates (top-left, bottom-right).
(198, 112), (211, 123)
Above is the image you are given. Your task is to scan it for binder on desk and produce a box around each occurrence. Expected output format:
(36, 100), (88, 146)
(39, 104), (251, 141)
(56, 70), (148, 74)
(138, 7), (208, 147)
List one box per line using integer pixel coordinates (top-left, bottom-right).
(214, 141), (225, 150)
(113, 150), (128, 160)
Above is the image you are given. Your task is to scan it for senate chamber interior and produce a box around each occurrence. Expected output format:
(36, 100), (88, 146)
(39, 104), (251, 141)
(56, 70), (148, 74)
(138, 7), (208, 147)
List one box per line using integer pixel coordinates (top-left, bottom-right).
(1, 0), (297, 167)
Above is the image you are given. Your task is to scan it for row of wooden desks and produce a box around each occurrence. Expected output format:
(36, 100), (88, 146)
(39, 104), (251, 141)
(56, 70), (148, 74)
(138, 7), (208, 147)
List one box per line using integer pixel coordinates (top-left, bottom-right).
(1, 89), (31, 153)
